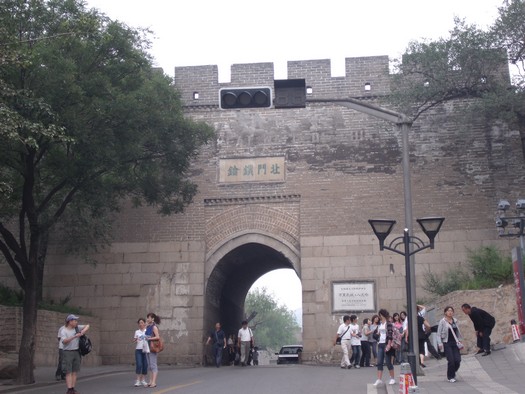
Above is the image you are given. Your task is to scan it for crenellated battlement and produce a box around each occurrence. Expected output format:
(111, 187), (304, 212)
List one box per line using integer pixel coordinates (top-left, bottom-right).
(174, 56), (391, 107)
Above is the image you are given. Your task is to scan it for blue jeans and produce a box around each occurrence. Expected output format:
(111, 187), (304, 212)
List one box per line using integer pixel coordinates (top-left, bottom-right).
(350, 345), (361, 366)
(213, 344), (224, 367)
(135, 349), (148, 375)
(376, 343), (394, 372)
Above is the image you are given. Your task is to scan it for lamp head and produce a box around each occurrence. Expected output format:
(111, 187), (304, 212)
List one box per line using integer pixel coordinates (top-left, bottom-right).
(368, 219), (396, 250)
(416, 217), (445, 248)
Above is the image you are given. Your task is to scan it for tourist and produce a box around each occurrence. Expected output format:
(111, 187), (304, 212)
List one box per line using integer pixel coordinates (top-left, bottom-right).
(372, 309), (396, 387)
(145, 312), (161, 387)
(461, 303), (496, 356)
(334, 314), (352, 369)
(237, 320), (254, 367)
(206, 322), (227, 367)
(437, 306), (463, 383)
(133, 318), (149, 387)
(60, 314), (90, 394)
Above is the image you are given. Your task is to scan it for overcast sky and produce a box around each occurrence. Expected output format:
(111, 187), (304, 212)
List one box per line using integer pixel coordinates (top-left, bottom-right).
(86, 0), (503, 81)
(84, 0), (505, 312)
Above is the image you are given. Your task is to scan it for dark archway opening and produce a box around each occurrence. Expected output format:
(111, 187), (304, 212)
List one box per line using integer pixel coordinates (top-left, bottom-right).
(205, 242), (295, 341)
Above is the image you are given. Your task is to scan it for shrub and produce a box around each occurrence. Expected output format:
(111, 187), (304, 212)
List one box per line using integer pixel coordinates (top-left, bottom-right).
(0, 283), (85, 314)
(423, 245), (513, 297)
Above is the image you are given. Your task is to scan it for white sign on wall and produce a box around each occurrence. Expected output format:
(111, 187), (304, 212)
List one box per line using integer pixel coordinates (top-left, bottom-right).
(332, 281), (376, 313)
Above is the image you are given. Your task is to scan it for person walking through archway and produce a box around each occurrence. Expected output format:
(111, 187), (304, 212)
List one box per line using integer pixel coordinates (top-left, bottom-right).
(206, 322), (227, 367)
(237, 320), (254, 367)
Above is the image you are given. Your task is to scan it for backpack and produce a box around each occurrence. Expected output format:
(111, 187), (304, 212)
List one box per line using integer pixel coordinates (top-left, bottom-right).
(75, 327), (92, 356)
(391, 326), (402, 350)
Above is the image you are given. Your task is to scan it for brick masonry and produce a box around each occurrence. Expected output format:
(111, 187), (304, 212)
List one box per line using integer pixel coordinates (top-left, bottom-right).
(1, 56), (524, 365)
(0, 306), (101, 367)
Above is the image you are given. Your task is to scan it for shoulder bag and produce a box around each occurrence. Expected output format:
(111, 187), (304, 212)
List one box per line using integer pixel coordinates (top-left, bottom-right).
(149, 336), (164, 353)
(336, 326), (351, 345)
(447, 321), (464, 350)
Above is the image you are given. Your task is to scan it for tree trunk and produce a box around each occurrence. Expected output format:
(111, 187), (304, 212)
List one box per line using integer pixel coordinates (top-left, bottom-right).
(16, 262), (38, 384)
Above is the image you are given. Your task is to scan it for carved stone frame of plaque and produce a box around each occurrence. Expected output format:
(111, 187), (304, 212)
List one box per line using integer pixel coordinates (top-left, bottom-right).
(332, 281), (376, 313)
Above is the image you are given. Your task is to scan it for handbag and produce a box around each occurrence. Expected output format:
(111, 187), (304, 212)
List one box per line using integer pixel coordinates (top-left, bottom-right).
(372, 327), (380, 341)
(149, 337), (164, 353)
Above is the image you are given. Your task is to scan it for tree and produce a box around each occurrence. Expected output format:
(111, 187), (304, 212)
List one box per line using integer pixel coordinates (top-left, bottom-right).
(388, 0), (525, 152)
(0, 0), (213, 383)
(244, 288), (301, 349)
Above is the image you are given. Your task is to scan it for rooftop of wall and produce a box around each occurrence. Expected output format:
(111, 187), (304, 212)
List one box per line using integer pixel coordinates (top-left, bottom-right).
(174, 56), (392, 107)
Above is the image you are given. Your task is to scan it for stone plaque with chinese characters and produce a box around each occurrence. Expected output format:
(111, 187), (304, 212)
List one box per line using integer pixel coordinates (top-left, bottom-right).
(219, 157), (285, 184)
(332, 282), (376, 313)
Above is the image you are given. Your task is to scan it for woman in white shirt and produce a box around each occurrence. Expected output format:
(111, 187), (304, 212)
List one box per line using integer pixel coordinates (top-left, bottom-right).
(133, 318), (149, 387)
(373, 309), (396, 387)
(348, 315), (361, 368)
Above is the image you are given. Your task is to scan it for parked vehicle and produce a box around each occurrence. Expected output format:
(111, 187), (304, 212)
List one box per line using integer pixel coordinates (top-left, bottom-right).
(275, 345), (303, 364)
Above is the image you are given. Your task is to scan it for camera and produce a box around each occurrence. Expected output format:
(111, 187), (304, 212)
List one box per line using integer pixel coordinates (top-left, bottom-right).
(497, 200), (510, 211)
(516, 199), (525, 209)
(495, 218), (508, 228)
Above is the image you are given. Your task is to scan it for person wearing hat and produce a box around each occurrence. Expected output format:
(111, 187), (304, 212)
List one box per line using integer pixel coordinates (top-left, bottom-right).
(60, 314), (90, 394)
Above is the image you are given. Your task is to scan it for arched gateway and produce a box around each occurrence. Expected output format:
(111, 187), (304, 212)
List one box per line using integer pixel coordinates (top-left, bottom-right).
(204, 200), (301, 338)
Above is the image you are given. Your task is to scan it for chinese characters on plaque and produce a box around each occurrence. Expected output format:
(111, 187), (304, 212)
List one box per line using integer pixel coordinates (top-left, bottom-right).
(219, 157), (285, 184)
(332, 282), (376, 313)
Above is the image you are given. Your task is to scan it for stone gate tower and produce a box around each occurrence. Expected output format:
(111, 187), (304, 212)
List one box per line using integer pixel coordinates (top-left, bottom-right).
(30, 56), (525, 365)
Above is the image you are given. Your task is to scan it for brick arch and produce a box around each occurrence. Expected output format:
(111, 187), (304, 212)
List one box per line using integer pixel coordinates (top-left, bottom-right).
(206, 204), (300, 254)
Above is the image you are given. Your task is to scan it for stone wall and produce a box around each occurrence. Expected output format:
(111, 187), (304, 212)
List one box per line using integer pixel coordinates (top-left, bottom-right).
(0, 306), (101, 367)
(428, 284), (519, 351)
(1, 56), (524, 365)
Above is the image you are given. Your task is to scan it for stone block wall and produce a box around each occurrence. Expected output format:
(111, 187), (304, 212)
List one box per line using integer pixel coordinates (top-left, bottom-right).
(1, 56), (524, 366)
(0, 306), (101, 367)
(429, 284), (519, 351)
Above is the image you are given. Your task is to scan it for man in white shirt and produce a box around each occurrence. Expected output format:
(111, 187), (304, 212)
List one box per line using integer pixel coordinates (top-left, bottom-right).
(237, 320), (253, 366)
(334, 315), (353, 369)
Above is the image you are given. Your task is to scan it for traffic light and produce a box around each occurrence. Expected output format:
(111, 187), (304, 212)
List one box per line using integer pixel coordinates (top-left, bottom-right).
(219, 87), (272, 109)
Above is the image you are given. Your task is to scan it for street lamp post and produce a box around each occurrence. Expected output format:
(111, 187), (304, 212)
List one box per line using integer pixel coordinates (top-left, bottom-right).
(368, 217), (445, 384)
(496, 199), (525, 342)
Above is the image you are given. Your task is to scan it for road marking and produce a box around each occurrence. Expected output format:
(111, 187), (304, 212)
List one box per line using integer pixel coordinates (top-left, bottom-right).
(153, 380), (202, 393)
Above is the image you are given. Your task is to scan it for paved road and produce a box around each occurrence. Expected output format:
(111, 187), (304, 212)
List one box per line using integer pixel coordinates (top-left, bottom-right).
(1, 342), (523, 393)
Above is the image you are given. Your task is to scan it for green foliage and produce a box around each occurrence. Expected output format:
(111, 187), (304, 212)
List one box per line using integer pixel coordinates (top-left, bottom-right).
(245, 288), (301, 349)
(422, 266), (471, 297)
(0, 283), (84, 314)
(387, 0), (525, 131)
(423, 245), (513, 297)
(0, 0), (214, 290)
(0, 283), (24, 306)
(466, 245), (513, 287)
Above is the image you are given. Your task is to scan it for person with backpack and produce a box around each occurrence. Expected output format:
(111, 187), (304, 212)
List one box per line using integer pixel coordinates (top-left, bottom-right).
(461, 303), (496, 356)
(60, 314), (90, 394)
